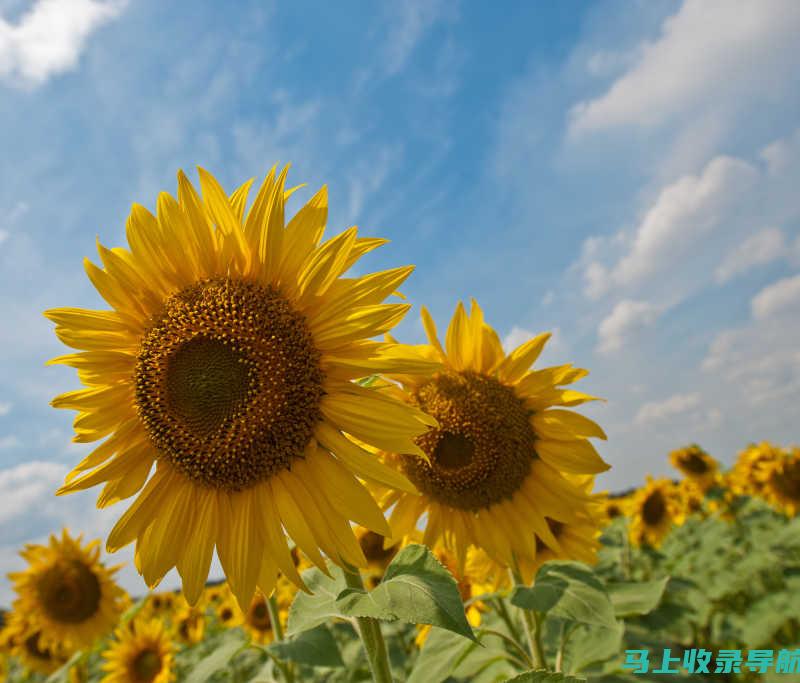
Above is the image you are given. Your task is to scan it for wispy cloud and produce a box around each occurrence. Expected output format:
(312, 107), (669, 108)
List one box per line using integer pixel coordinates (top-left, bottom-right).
(0, 0), (128, 88)
(635, 392), (700, 425)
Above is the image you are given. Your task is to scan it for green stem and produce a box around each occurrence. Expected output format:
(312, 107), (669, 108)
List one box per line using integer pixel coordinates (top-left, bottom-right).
(510, 567), (546, 670)
(267, 594), (294, 683)
(343, 564), (393, 683)
(492, 597), (524, 647)
(479, 628), (533, 669)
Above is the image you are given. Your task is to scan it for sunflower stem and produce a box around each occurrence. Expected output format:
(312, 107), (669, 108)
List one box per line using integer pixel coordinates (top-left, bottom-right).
(267, 594), (295, 683)
(510, 567), (547, 670)
(343, 564), (393, 683)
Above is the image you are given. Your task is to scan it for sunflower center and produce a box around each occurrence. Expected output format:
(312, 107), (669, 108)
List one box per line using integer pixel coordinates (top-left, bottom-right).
(772, 460), (800, 501)
(401, 371), (535, 511)
(36, 559), (101, 624)
(642, 490), (666, 526)
(220, 607), (233, 622)
(249, 600), (271, 630)
(135, 277), (325, 490)
(359, 530), (397, 564)
(681, 452), (710, 474)
(131, 649), (162, 683)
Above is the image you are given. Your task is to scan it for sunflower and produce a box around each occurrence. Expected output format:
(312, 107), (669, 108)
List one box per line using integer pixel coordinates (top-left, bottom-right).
(240, 590), (290, 645)
(172, 604), (205, 645)
(676, 477), (706, 518)
(355, 525), (399, 588)
(46, 166), (440, 609)
(727, 441), (785, 498)
(6, 614), (70, 676)
(8, 529), (126, 652)
(374, 300), (608, 575)
(202, 582), (230, 607)
(628, 478), (682, 547)
(101, 619), (174, 683)
(669, 444), (719, 490)
(601, 494), (629, 522)
(214, 598), (244, 629)
(760, 447), (800, 517)
(141, 592), (176, 620)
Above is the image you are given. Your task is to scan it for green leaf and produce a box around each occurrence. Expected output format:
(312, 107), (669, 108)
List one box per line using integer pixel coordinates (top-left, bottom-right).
(505, 670), (586, 682)
(607, 577), (669, 617)
(511, 561), (616, 629)
(561, 621), (624, 674)
(184, 629), (248, 683)
(268, 625), (344, 668)
(286, 565), (349, 635)
(407, 627), (484, 683)
(335, 544), (476, 640)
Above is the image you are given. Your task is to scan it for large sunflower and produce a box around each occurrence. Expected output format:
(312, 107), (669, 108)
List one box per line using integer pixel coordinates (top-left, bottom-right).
(9, 529), (126, 652)
(6, 614), (70, 676)
(46, 166), (438, 608)
(629, 478), (682, 547)
(760, 447), (800, 517)
(101, 619), (174, 683)
(668, 444), (719, 491)
(375, 300), (609, 575)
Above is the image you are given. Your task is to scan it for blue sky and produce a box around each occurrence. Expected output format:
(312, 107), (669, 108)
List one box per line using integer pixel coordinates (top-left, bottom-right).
(1, 0), (799, 602)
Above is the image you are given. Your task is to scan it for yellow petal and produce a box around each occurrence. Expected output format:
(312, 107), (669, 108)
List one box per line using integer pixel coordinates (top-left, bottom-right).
(535, 438), (609, 474)
(496, 332), (551, 384)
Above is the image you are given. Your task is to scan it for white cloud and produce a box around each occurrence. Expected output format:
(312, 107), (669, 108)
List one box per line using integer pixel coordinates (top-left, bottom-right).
(751, 274), (800, 320)
(0, 0), (127, 88)
(380, 0), (455, 77)
(612, 156), (758, 289)
(714, 227), (786, 283)
(635, 392), (701, 424)
(0, 401), (10, 415)
(570, 0), (800, 135)
(597, 299), (661, 354)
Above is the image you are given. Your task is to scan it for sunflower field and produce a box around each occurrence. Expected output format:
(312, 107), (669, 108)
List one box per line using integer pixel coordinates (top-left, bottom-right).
(0, 170), (798, 682)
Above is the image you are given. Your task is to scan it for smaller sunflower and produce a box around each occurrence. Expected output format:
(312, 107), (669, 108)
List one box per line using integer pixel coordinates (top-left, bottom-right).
(202, 582), (230, 608)
(9, 529), (127, 652)
(173, 604), (205, 645)
(629, 478), (682, 547)
(355, 525), (399, 588)
(601, 495), (630, 522)
(214, 598), (243, 629)
(676, 478), (706, 519)
(101, 619), (174, 683)
(760, 447), (800, 517)
(141, 592), (177, 621)
(241, 591), (290, 645)
(7, 614), (69, 676)
(669, 444), (719, 490)
(726, 441), (784, 498)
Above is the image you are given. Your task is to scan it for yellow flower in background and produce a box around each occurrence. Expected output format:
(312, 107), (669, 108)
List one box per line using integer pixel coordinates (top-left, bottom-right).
(726, 441), (784, 498)
(8, 529), (127, 652)
(214, 598), (243, 629)
(6, 614), (70, 676)
(676, 478), (706, 519)
(202, 582), (230, 607)
(46, 165), (440, 609)
(669, 444), (719, 490)
(355, 525), (399, 588)
(140, 592), (177, 621)
(601, 494), (630, 522)
(101, 619), (174, 683)
(374, 300), (608, 574)
(760, 446), (800, 517)
(629, 478), (682, 547)
(172, 604), (205, 645)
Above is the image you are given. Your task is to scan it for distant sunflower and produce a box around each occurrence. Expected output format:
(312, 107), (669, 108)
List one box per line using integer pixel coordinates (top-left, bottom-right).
(173, 605), (204, 645)
(355, 525), (398, 588)
(676, 478), (706, 518)
(669, 444), (719, 490)
(9, 530), (126, 652)
(601, 495), (629, 522)
(101, 619), (174, 683)
(629, 478), (682, 547)
(241, 591), (289, 645)
(141, 592), (176, 620)
(6, 614), (69, 676)
(727, 441), (785, 498)
(46, 166), (438, 608)
(214, 599), (243, 629)
(760, 447), (800, 517)
(374, 300), (608, 574)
